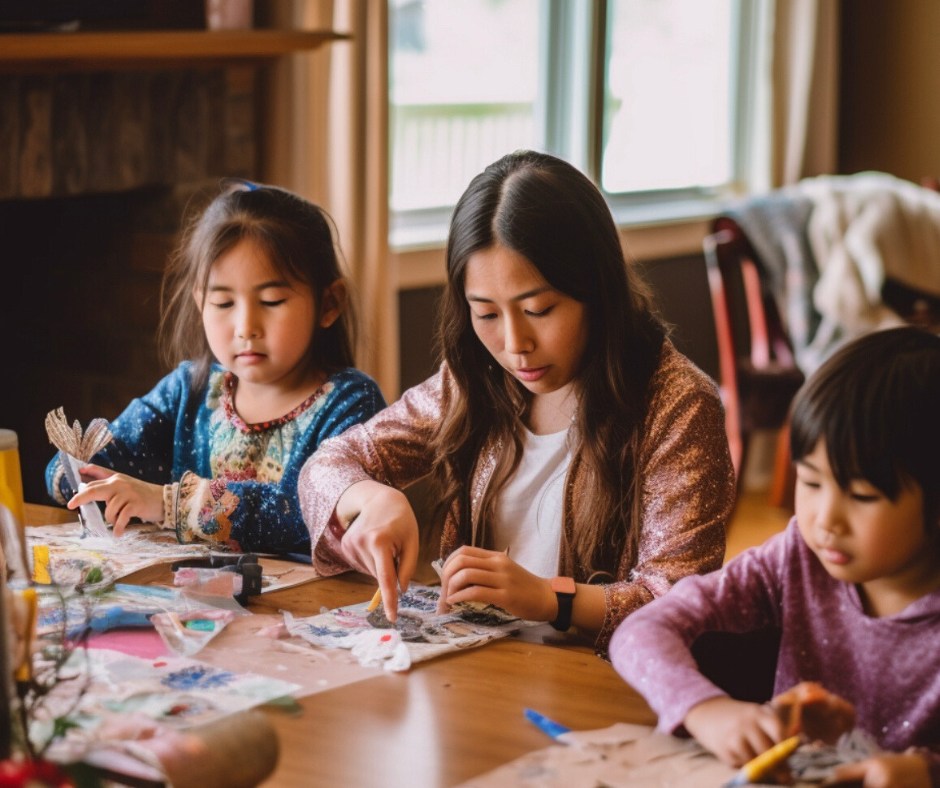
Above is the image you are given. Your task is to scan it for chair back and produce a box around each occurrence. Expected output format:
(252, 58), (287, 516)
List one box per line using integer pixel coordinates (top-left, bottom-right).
(702, 217), (804, 482)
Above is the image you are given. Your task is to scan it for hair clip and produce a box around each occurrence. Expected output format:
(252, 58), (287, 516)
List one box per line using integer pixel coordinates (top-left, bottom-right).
(222, 177), (263, 194)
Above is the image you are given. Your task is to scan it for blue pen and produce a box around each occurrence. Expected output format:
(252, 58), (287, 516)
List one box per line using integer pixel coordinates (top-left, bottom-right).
(524, 708), (571, 741)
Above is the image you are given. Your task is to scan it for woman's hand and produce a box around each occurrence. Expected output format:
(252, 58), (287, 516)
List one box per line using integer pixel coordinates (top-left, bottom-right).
(436, 546), (556, 622)
(335, 480), (419, 623)
(66, 464), (164, 536)
(684, 696), (787, 767)
(825, 751), (932, 788)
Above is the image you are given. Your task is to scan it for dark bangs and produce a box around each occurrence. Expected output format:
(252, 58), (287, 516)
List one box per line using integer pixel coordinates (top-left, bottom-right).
(790, 327), (940, 510)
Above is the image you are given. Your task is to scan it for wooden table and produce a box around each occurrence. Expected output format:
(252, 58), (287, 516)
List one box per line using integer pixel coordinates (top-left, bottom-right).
(24, 504), (657, 788)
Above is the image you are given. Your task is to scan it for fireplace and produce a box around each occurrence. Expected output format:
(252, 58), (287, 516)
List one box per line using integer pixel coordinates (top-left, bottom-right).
(1, 61), (259, 504)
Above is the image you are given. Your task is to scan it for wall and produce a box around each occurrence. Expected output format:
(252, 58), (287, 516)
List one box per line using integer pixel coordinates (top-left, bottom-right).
(1, 59), (260, 504)
(839, 1), (940, 179)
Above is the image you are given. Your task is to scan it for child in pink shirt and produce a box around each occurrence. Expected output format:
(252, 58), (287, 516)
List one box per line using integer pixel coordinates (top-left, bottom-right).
(611, 326), (940, 787)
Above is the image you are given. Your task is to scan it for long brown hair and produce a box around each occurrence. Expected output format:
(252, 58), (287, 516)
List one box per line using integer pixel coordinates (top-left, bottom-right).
(159, 180), (356, 390)
(430, 150), (666, 576)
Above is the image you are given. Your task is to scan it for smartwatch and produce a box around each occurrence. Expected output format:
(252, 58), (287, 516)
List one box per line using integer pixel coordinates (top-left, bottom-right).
(549, 576), (576, 631)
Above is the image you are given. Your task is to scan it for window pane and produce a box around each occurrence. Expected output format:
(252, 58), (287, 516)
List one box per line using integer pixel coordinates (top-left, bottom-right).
(389, 0), (542, 213)
(602, 0), (734, 194)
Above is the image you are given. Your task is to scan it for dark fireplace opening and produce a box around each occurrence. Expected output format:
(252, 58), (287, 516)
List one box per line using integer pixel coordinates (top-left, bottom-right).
(1, 185), (205, 504)
(1, 55), (259, 507)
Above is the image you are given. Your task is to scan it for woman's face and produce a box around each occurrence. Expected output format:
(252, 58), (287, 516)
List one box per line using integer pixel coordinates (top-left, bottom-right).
(463, 243), (589, 403)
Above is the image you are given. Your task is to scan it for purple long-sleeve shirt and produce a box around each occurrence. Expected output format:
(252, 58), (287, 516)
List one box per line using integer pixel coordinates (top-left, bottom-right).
(610, 519), (940, 768)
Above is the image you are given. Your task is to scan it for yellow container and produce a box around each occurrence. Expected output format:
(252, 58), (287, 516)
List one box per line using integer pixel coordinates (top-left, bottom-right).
(0, 429), (25, 529)
(0, 428), (27, 582)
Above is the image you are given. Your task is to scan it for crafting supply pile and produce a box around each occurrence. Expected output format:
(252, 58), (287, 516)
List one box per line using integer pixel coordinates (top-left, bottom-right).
(283, 584), (537, 671)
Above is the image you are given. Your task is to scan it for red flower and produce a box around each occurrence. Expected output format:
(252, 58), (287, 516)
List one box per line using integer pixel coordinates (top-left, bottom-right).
(0, 758), (74, 787)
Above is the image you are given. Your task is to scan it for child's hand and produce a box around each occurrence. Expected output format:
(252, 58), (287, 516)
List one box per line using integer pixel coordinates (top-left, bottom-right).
(66, 464), (164, 536)
(436, 546), (555, 622)
(824, 751), (932, 788)
(684, 696), (786, 767)
(336, 480), (419, 623)
(771, 681), (856, 743)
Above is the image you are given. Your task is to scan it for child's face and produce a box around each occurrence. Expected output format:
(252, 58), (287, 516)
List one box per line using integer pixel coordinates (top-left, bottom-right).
(464, 243), (589, 405)
(197, 237), (320, 391)
(795, 438), (939, 615)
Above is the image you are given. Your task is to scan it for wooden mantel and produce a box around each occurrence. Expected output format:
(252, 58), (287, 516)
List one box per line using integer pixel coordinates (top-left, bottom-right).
(0, 29), (349, 71)
(0, 28), (348, 198)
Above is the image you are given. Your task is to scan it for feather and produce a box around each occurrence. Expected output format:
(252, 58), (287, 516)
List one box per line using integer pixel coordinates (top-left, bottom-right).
(80, 418), (113, 460)
(45, 408), (113, 460)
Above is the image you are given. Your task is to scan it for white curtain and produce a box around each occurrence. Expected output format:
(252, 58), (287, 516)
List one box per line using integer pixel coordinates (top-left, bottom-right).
(263, 1), (397, 399)
(770, 0), (840, 185)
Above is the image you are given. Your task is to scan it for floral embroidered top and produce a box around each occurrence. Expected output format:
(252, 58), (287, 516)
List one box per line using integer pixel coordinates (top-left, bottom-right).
(46, 362), (386, 554)
(298, 340), (734, 655)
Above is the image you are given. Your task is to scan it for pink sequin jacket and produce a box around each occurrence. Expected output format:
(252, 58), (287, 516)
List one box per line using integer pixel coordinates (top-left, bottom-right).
(298, 340), (735, 654)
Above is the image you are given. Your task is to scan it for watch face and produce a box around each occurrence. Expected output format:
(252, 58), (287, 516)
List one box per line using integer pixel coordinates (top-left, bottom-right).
(551, 576), (576, 595)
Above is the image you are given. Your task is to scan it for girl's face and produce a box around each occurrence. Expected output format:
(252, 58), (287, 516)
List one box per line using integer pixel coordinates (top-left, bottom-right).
(795, 438), (940, 616)
(464, 243), (589, 411)
(197, 237), (331, 391)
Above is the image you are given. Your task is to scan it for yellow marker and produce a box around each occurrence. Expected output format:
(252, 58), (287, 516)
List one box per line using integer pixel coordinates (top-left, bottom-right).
(724, 735), (801, 786)
(32, 544), (51, 585)
(14, 586), (38, 684)
(366, 587), (382, 612)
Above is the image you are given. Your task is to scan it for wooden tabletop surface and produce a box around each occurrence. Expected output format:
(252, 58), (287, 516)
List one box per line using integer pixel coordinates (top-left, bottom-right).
(23, 503), (656, 788)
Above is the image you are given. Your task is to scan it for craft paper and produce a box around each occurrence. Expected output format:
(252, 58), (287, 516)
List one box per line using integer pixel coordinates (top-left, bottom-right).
(44, 409), (113, 539)
(34, 582), (235, 641)
(58, 452), (109, 538)
(192, 613), (384, 696)
(33, 647), (299, 768)
(283, 584), (536, 671)
(26, 521), (320, 593)
(462, 723), (884, 788)
(151, 609), (238, 657)
(27, 522), (210, 587)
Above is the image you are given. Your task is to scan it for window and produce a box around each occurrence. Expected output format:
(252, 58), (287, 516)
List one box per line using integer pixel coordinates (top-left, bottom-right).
(389, 0), (765, 248)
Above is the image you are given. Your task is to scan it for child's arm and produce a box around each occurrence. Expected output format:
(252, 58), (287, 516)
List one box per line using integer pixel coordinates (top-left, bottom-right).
(610, 529), (788, 736)
(63, 465), (164, 536)
(686, 679), (860, 768)
(684, 696), (786, 767)
(45, 365), (190, 504)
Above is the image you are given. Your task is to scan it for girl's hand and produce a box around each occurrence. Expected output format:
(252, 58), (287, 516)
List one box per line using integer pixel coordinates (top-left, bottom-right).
(336, 480), (419, 623)
(824, 751), (932, 788)
(684, 696), (786, 767)
(771, 681), (856, 743)
(436, 546), (556, 622)
(66, 464), (164, 537)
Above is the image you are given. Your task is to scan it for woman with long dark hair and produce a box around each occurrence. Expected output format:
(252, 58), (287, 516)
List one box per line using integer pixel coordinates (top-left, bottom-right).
(299, 151), (734, 653)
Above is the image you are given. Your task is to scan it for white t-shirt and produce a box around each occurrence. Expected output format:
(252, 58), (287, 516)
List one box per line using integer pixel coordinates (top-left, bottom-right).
(492, 427), (572, 578)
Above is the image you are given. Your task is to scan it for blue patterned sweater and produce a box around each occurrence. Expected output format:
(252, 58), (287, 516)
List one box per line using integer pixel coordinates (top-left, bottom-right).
(46, 362), (386, 555)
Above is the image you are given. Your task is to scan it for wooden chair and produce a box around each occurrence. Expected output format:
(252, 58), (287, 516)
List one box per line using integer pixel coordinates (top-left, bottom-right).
(702, 216), (805, 507)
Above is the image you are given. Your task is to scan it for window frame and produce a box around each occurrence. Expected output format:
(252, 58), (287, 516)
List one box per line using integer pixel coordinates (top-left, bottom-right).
(389, 0), (763, 250)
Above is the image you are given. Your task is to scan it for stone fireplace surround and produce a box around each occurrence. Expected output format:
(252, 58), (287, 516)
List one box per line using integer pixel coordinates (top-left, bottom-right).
(0, 24), (338, 503)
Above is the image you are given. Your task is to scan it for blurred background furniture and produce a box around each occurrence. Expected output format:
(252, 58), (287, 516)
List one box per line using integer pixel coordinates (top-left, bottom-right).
(705, 174), (940, 511)
(703, 217), (805, 508)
